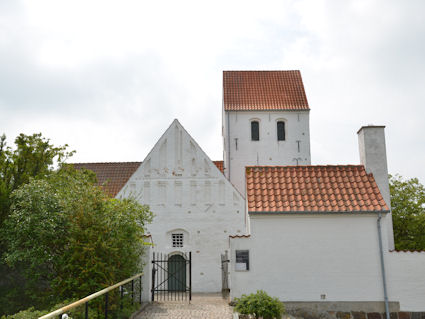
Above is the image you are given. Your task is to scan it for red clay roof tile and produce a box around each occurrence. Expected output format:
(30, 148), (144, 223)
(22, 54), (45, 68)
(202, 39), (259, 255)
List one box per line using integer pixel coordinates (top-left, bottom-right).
(246, 165), (389, 214)
(223, 71), (309, 111)
(73, 160), (225, 197)
(213, 160), (224, 173)
(73, 162), (141, 197)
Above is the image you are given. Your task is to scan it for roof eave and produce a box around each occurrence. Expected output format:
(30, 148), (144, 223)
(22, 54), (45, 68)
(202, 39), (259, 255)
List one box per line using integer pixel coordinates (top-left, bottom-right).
(248, 210), (390, 215)
(224, 108), (310, 112)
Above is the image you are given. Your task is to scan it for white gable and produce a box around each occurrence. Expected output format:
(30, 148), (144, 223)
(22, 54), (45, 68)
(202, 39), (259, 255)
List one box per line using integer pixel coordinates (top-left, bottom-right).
(117, 119), (244, 205)
(117, 119), (246, 293)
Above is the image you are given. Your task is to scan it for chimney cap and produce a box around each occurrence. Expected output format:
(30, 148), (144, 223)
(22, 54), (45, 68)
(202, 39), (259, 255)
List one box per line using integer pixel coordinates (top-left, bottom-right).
(357, 125), (386, 135)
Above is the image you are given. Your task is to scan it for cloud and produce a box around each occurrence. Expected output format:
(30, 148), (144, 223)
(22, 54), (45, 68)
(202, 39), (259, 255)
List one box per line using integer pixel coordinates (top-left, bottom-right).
(0, 0), (424, 182)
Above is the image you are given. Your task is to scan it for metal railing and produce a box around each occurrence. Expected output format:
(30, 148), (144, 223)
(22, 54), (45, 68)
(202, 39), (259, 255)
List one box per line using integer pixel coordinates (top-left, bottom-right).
(39, 273), (143, 319)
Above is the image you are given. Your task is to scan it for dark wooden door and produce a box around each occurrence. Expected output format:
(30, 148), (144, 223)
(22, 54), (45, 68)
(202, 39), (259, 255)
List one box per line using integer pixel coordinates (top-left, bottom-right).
(168, 254), (186, 292)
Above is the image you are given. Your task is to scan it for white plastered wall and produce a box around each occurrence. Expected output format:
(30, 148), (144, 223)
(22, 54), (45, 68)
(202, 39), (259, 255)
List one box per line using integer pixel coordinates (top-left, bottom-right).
(387, 251), (425, 311)
(223, 111), (311, 195)
(230, 214), (389, 302)
(118, 119), (246, 293)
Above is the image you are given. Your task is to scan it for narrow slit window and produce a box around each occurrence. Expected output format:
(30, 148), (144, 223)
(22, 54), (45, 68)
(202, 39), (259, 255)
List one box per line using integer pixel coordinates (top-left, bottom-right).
(172, 233), (183, 247)
(277, 121), (285, 141)
(251, 121), (259, 141)
(235, 250), (249, 271)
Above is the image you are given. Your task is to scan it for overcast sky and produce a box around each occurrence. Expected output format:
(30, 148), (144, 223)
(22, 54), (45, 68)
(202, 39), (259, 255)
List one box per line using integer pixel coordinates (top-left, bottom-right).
(1, 0), (424, 183)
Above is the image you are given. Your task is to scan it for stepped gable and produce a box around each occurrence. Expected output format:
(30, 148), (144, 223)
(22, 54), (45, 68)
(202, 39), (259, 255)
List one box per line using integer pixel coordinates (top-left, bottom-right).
(223, 70), (309, 111)
(73, 162), (141, 197)
(246, 165), (389, 213)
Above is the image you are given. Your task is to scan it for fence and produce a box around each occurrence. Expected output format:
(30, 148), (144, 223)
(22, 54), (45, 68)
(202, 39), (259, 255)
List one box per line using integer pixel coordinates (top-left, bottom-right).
(39, 273), (143, 319)
(151, 252), (192, 302)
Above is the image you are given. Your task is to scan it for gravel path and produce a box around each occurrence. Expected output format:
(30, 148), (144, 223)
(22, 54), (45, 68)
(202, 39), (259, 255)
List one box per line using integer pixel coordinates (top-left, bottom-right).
(134, 293), (234, 319)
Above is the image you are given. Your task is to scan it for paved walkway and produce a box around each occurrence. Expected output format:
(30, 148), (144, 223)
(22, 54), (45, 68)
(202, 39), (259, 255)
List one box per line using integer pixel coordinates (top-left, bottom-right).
(134, 293), (234, 319)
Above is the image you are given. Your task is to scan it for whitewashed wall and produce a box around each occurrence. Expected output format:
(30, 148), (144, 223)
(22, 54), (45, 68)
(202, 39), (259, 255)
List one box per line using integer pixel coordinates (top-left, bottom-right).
(387, 251), (425, 311)
(223, 111), (311, 195)
(230, 214), (389, 302)
(118, 120), (246, 293)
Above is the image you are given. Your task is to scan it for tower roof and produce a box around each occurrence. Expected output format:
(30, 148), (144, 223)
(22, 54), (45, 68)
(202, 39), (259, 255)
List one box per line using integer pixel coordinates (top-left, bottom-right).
(223, 70), (309, 111)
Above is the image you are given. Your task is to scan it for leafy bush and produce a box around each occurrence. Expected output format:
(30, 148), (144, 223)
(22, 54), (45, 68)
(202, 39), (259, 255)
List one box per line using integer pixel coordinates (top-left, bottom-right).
(0, 299), (74, 319)
(1, 293), (141, 319)
(390, 174), (425, 250)
(0, 307), (47, 319)
(234, 290), (285, 319)
(3, 166), (153, 310)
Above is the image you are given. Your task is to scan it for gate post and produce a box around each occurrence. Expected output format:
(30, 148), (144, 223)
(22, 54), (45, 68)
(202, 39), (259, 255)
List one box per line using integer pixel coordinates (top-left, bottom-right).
(221, 250), (230, 293)
(151, 252), (155, 301)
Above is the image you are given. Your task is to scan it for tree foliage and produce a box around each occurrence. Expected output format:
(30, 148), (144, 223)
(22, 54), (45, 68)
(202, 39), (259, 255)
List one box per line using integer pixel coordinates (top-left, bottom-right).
(390, 174), (425, 251)
(0, 133), (73, 227)
(3, 166), (153, 310)
(0, 133), (74, 315)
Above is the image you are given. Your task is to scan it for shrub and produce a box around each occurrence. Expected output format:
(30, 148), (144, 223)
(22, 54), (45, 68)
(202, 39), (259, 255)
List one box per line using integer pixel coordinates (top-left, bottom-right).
(234, 290), (285, 319)
(0, 300), (74, 319)
(3, 166), (153, 310)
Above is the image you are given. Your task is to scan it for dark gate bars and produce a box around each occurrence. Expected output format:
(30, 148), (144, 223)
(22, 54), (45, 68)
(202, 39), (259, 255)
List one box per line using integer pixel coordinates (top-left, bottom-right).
(151, 252), (192, 302)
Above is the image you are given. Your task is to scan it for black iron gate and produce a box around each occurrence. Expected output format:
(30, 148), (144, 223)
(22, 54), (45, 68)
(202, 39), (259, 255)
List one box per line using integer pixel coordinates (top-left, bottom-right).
(151, 252), (192, 301)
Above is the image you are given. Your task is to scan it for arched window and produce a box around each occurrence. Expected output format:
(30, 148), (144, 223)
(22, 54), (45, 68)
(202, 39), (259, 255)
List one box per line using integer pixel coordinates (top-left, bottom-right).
(251, 121), (259, 141)
(277, 121), (285, 141)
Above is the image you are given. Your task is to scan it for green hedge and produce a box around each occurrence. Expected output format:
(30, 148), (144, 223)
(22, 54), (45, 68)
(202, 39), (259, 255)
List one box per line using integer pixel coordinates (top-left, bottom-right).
(234, 290), (285, 319)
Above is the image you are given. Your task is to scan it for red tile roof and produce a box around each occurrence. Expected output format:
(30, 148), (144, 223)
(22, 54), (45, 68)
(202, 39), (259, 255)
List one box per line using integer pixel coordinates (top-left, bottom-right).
(73, 162), (141, 197)
(213, 160), (224, 173)
(223, 70), (309, 111)
(246, 165), (389, 213)
(73, 160), (224, 197)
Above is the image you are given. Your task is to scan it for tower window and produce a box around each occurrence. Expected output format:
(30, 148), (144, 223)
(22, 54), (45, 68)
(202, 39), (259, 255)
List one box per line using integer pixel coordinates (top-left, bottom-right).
(277, 121), (285, 141)
(251, 121), (259, 141)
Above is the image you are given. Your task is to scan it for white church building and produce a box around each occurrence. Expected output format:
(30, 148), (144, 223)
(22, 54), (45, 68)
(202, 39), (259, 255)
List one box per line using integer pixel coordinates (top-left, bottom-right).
(75, 71), (425, 313)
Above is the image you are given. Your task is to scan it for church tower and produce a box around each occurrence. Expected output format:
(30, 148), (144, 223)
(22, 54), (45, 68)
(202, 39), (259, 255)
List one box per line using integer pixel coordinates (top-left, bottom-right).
(222, 71), (312, 195)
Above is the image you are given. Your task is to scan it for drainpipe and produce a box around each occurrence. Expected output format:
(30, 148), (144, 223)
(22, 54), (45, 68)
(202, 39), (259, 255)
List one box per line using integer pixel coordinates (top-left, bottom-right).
(377, 213), (390, 319)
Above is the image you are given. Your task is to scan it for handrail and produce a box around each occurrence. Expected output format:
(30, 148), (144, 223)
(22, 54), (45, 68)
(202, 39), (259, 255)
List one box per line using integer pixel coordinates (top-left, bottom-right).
(39, 272), (143, 319)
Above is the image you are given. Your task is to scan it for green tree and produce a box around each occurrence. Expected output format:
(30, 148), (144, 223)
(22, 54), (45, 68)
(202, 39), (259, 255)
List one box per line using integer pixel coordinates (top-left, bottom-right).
(0, 133), (73, 315)
(390, 174), (425, 251)
(0, 133), (73, 227)
(3, 166), (153, 311)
